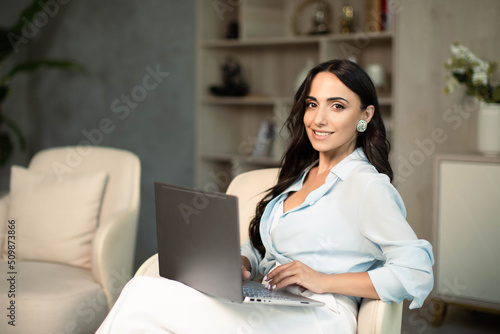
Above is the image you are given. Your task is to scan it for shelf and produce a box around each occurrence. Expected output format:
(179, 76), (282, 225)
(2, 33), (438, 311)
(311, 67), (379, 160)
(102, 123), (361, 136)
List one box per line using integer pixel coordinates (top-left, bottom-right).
(202, 152), (281, 167)
(203, 36), (319, 48)
(322, 31), (393, 42)
(202, 31), (393, 49)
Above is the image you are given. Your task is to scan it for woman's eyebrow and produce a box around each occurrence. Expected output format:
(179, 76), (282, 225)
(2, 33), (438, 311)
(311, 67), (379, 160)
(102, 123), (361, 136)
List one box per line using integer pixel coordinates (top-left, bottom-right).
(306, 96), (349, 103)
(327, 97), (349, 103)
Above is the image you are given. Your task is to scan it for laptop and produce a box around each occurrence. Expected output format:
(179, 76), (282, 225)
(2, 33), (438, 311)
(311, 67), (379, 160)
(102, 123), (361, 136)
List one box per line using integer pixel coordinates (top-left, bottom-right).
(154, 182), (325, 307)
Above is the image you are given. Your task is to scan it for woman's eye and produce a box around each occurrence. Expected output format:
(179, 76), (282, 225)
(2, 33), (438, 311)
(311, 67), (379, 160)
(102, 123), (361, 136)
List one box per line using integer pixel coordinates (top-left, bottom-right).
(306, 102), (317, 108)
(332, 103), (345, 110)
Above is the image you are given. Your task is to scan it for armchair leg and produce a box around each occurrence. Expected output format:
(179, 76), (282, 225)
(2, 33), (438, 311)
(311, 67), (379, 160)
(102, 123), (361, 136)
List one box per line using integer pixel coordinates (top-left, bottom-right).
(429, 299), (447, 327)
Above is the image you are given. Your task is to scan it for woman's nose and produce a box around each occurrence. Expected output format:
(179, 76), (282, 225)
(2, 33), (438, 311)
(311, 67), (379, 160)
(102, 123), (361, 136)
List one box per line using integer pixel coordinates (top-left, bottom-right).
(313, 108), (328, 126)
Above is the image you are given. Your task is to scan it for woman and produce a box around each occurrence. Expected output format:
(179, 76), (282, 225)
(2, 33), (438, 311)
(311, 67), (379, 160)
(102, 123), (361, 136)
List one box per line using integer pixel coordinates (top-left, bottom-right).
(97, 60), (434, 333)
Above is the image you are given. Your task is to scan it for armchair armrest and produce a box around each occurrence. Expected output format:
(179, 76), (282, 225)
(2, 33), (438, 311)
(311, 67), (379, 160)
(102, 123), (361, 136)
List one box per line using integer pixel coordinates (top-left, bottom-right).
(0, 194), (9, 253)
(134, 253), (159, 278)
(91, 207), (140, 308)
(357, 298), (402, 334)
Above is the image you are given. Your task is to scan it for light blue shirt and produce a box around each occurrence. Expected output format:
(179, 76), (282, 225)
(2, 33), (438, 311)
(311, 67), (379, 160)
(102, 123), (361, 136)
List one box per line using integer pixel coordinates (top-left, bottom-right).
(241, 148), (434, 309)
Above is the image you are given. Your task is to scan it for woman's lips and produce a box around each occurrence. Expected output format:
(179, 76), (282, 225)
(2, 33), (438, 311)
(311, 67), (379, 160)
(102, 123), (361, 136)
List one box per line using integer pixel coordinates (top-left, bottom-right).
(312, 130), (334, 140)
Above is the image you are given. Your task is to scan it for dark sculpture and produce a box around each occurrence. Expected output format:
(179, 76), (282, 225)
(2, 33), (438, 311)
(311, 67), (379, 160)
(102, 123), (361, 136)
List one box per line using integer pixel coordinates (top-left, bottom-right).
(210, 57), (249, 97)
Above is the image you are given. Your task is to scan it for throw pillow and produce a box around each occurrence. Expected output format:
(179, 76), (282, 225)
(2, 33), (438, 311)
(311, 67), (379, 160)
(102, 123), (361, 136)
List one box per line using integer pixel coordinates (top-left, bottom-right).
(2, 166), (108, 269)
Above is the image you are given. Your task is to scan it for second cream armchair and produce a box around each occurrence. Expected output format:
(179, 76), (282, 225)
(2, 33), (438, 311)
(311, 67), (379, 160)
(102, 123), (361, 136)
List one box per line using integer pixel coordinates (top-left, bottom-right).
(0, 146), (141, 334)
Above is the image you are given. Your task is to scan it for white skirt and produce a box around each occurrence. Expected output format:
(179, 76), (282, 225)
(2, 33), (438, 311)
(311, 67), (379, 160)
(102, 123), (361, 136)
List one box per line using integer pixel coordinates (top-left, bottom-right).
(96, 276), (358, 334)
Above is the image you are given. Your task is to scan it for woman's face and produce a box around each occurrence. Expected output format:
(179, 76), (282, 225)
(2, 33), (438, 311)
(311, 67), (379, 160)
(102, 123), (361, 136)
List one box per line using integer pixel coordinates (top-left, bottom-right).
(303, 71), (373, 161)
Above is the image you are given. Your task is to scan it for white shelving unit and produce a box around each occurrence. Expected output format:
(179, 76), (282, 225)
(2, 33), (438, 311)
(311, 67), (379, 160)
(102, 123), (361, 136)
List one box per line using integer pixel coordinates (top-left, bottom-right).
(196, 0), (395, 190)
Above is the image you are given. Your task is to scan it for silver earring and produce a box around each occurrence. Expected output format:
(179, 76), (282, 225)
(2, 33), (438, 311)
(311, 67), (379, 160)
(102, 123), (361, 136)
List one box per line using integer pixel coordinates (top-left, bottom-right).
(356, 119), (368, 132)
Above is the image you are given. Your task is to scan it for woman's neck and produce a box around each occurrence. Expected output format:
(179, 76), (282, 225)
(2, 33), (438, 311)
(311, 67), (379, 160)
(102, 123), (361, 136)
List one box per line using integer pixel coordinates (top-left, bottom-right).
(316, 147), (356, 174)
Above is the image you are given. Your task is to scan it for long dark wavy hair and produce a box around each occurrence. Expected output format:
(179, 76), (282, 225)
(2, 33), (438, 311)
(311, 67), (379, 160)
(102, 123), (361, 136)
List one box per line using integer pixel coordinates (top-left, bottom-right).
(248, 59), (393, 257)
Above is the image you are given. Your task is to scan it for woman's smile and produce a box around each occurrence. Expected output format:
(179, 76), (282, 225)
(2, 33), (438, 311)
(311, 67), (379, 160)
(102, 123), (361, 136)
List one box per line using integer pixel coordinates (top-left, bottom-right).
(312, 130), (334, 139)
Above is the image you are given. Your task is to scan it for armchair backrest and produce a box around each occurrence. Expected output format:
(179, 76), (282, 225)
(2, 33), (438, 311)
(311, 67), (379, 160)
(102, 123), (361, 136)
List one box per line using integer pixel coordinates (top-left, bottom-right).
(226, 168), (279, 245)
(28, 146), (141, 223)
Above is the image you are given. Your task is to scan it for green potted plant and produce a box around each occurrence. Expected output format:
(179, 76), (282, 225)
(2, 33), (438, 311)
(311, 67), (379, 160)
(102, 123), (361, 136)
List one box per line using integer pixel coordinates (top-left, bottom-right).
(0, 0), (83, 166)
(444, 41), (500, 156)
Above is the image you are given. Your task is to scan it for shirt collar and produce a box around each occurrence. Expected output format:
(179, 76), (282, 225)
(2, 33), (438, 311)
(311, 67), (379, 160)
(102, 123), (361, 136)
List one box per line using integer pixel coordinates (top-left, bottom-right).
(329, 147), (369, 181)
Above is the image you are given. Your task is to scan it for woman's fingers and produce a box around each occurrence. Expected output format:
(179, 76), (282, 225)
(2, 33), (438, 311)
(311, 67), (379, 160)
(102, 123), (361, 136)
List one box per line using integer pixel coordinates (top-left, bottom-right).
(266, 261), (299, 282)
(241, 256), (251, 280)
(241, 265), (251, 280)
(264, 261), (325, 293)
(266, 263), (301, 289)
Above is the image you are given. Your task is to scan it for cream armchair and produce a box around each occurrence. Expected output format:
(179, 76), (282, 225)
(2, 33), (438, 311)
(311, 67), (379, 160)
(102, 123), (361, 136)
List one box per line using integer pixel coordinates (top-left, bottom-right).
(0, 146), (141, 334)
(135, 168), (402, 334)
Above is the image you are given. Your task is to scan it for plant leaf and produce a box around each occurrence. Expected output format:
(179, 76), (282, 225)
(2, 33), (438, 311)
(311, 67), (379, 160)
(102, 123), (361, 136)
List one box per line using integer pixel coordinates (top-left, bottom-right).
(0, 113), (27, 151)
(0, 132), (14, 166)
(2, 60), (85, 84)
(0, 28), (15, 62)
(0, 85), (10, 103)
(492, 86), (500, 103)
(0, 0), (61, 62)
(9, 0), (53, 34)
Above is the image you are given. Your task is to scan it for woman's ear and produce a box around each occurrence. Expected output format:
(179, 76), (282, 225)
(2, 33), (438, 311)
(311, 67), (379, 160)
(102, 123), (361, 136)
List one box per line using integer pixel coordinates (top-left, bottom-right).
(363, 105), (375, 123)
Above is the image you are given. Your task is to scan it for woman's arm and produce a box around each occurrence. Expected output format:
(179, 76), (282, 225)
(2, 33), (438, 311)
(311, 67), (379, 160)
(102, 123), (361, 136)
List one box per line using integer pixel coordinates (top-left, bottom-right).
(240, 239), (263, 280)
(264, 260), (380, 299)
(358, 178), (434, 308)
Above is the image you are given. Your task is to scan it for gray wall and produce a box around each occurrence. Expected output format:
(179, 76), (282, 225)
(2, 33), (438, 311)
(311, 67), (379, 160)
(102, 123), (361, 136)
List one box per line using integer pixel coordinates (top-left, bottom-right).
(0, 0), (196, 269)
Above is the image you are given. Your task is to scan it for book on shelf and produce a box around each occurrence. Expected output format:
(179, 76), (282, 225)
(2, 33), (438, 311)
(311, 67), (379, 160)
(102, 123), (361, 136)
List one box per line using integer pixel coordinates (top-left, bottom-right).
(364, 0), (392, 32)
(252, 119), (275, 158)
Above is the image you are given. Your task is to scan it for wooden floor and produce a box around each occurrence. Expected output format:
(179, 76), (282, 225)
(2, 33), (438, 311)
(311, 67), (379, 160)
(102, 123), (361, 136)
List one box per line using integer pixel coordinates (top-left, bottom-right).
(401, 301), (500, 334)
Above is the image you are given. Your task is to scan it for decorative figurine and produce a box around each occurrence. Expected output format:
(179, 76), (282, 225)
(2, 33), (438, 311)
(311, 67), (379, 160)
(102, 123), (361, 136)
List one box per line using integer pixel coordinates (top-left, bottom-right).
(340, 5), (354, 33)
(310, 1), (330, 35)
(226, 20), (238, 39)
(292, 0), (331, 36)
(210, 57), (249, 97)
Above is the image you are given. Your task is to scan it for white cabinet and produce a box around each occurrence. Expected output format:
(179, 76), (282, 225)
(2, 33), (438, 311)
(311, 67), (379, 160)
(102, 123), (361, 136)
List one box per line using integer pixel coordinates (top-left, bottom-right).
(196, 0), (395, 190)
(432, 154), (500, 323)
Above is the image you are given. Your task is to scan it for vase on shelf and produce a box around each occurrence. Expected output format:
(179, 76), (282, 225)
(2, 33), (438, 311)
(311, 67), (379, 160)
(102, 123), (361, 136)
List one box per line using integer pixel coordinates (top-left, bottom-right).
(477, 102), (500, 156)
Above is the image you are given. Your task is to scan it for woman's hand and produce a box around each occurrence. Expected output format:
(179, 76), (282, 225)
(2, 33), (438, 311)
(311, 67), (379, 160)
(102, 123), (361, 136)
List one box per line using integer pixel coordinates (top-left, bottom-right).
(264, 260), (327, 294)
(265, 261), (380, 299)
(241, 256), (251, 280)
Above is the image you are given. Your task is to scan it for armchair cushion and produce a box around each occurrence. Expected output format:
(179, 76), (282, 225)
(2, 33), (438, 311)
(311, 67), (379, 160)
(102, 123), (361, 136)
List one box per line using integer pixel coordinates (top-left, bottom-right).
(0, 261), (106, 332)
(2, 165), (108, 269)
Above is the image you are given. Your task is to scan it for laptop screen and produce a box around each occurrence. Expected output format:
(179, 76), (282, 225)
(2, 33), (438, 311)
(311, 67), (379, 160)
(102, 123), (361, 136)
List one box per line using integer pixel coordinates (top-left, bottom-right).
(154, 182), (244, 302)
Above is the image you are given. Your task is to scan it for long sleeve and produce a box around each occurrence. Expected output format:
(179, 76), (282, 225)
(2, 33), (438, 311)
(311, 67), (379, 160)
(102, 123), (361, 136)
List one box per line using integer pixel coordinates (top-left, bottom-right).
(359, 177), (434, 309)
(240, 239), (263, 280)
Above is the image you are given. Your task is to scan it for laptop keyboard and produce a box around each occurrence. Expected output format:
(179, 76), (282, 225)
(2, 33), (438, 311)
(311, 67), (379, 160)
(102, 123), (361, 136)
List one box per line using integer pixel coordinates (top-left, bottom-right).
(243, 284), (293, 301)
